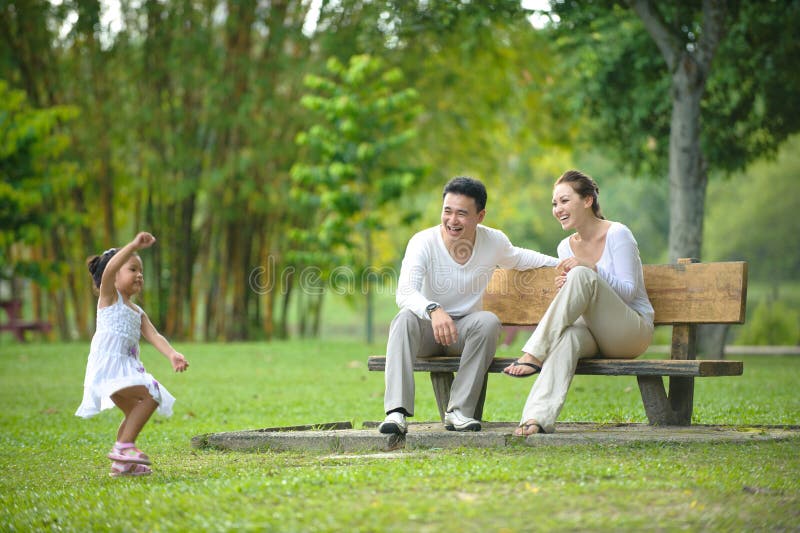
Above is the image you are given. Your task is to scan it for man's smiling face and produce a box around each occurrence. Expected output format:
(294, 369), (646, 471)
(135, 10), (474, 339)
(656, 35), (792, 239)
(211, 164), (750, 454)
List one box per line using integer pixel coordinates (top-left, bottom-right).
(440, 193), (485, 248)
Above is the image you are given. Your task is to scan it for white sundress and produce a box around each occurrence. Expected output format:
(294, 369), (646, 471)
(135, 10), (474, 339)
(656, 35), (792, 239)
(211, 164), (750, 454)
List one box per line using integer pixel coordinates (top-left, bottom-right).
(75, 291), (175, 418)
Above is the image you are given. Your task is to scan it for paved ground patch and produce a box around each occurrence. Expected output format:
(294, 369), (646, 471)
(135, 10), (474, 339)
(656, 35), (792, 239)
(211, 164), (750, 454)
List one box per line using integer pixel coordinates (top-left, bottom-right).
(192, 422), (800, 453)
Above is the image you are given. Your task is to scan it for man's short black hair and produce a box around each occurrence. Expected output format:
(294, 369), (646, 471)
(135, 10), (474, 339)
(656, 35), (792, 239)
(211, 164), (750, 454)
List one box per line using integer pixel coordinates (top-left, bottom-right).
(442, 176), (487, 212)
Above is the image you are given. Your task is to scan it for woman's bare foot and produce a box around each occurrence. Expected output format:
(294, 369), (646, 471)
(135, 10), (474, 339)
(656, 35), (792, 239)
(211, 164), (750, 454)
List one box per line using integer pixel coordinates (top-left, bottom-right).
(503, 353), (543, 377)
(513, 420), (544, 436)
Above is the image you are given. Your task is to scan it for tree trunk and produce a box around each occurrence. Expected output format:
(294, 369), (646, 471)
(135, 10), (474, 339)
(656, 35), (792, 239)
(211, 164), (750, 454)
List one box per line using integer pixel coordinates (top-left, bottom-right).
(365, 225), (374, 344)
(667, 63), (707, 262)
(697, 324), (729, 359)
(634, 0), (727, 358)
(231, 220), (252, 340)
(258, 231), (275, 340)
(279, 271), (294, 339)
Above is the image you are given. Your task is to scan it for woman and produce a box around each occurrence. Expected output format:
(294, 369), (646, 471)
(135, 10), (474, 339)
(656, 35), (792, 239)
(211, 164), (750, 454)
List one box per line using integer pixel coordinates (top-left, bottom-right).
(503, 170), (654, 435)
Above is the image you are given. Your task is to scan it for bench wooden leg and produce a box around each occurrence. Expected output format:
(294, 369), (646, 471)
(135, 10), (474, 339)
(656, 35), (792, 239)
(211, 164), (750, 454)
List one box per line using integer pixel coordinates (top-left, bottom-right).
(639, 317), (696, 426)
(430, 372), (454, 423)
(637, 376), (694, 425)
(429, 371), (489, 423)
(668, 376), (694, 424)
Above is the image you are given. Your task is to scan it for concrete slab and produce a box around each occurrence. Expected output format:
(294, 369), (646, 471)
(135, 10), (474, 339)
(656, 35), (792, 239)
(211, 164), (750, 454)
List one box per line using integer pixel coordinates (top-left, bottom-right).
(191, 421), (800, 454)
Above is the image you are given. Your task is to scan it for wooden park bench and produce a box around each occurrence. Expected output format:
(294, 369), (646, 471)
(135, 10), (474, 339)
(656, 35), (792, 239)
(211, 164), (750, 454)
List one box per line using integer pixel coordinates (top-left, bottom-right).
(368, 259), (747, 426)
(0, 299), (52, 342)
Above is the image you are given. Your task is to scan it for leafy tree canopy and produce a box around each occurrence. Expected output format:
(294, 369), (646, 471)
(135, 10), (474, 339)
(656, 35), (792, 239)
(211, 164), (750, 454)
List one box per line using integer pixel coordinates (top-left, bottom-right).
(545, 0), (800, 177)
(290, 54), (423, 271)
(0, 80), (78, 286)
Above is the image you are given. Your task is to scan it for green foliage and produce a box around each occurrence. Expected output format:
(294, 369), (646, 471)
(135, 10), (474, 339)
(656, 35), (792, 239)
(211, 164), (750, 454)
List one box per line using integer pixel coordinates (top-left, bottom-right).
(575, 152), (670, 264)
(504, 150), (671, 263)
(291, 53), (425, 341)
(0, 80), (79, 286)
(547, 2), (670, 176)
(2, 0), (797, 342)
(736, 300), (800, 346)
(704, 135), (800, 282)
(382, 11), (578, 257)
(704, 1), (800, 171)
(548, 1), (800, 177)
(0, 342), (798, 530)
(291, 54), (423, 271)
(735, 281), (800, 347)
(2, 0), (574, 341)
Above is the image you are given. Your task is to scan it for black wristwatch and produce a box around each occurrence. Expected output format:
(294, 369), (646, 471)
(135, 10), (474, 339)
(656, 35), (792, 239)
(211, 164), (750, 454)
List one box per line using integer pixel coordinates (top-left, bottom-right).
(426, 302), (441, 318)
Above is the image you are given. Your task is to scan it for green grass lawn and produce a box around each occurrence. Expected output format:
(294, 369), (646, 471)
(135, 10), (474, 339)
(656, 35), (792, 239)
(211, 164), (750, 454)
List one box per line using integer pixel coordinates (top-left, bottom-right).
(1, 340), (798, 531)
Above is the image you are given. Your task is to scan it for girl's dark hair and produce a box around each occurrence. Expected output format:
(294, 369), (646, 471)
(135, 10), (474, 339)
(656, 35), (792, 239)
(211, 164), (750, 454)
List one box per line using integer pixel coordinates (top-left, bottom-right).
(87, 248), (118, 290)
(556, 170), (605, 220)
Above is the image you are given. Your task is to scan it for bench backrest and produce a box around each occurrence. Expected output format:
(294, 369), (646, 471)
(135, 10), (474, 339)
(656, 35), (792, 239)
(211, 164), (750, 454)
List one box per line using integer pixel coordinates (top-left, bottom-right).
(483, 261), (748, 326)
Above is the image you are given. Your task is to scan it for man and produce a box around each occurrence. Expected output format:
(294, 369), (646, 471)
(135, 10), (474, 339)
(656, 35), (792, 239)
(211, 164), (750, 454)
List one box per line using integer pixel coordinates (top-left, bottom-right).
(379, 176), (558, 434)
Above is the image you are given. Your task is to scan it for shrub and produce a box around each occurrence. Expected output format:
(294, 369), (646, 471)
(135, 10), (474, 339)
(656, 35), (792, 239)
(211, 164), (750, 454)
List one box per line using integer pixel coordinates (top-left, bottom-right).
(735, 299), (800, 345)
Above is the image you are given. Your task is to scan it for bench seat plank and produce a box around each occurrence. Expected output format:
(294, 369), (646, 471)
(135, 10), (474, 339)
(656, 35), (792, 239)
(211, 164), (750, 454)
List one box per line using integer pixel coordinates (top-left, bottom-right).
(367, 356), (742, 378)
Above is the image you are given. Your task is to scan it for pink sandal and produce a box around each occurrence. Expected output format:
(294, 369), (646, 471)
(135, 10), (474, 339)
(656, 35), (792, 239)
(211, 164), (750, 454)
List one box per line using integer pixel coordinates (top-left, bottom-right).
(109, 461), (152, 477)
(107, 443), (151, 465)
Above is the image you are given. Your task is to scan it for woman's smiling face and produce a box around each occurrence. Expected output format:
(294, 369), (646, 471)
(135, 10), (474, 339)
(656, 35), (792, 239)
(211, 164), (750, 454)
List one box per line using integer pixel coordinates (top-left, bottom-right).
(552, 182), (591, 230)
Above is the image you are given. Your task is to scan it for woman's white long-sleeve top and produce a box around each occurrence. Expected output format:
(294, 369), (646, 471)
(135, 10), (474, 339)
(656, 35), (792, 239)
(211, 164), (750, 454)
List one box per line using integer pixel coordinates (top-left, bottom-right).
(557, 221), (654, 324)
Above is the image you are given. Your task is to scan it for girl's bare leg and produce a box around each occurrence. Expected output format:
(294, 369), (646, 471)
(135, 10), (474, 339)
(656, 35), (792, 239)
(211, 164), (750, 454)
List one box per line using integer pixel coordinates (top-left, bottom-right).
(111, 386), (158, 443)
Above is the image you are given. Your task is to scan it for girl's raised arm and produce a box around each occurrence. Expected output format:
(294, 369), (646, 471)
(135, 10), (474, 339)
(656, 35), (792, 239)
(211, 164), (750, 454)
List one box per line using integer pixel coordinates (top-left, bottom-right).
(97, 232), (156, 307)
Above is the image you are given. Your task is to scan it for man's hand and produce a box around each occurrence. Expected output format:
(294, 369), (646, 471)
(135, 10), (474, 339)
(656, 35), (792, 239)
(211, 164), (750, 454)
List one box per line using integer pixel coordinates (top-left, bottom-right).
(431, 308), (458, 346)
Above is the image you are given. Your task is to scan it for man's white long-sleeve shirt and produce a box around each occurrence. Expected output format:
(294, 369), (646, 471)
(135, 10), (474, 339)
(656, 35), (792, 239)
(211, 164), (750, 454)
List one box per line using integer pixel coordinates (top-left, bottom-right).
(396, 224), (558, 319)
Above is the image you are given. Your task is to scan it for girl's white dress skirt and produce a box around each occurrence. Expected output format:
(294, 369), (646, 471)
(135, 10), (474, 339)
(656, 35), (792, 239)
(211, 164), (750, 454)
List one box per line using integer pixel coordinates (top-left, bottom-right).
(75, 293), (175, 418)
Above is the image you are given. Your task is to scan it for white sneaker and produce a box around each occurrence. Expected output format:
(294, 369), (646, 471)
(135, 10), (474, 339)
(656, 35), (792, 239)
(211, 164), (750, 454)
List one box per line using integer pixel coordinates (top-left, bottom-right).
(378, 412), (408, 435)
(444, 409), (481, 432)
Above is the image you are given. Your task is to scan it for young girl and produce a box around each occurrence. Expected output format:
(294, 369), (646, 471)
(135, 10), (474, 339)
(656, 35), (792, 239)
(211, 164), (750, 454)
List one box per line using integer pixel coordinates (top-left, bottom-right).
(76, 232), (189, 477)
